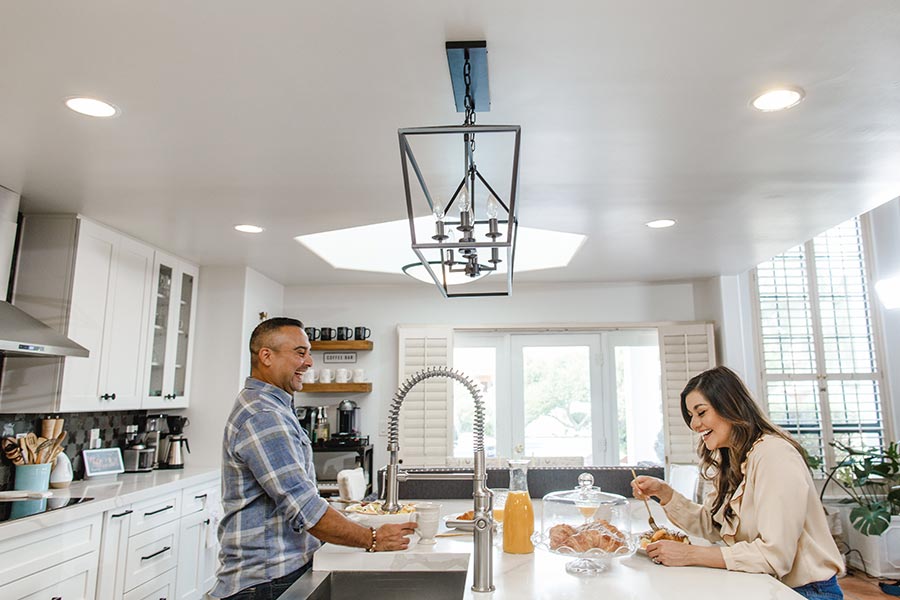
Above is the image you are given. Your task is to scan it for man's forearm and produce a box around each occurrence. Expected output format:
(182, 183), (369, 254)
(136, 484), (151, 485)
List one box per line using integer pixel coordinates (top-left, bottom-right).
(308, 506), (371, 548)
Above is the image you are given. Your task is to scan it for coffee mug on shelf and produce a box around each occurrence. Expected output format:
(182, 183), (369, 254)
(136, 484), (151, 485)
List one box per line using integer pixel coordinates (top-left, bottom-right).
(319, 368), (334, 384)
(336, 326), (353, 341)
(319, 328), (336, 341)
(335, 368), (351, 383)
(352, 368), (366, 383)
(301, 369), (317, 384)
(304, 327), (321, 341)
(354, 326), (371, 340)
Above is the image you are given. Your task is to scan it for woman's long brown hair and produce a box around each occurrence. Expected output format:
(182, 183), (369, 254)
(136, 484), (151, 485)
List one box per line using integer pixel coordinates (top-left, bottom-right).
(680, 366), (804, 521)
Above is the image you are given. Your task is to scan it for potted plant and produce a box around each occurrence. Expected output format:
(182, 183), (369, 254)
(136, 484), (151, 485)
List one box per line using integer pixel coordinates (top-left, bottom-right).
(821, 440), (900, 578)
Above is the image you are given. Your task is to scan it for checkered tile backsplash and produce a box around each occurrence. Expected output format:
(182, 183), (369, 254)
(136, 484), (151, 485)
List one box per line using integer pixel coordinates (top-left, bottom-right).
(0, 410), (146, 490)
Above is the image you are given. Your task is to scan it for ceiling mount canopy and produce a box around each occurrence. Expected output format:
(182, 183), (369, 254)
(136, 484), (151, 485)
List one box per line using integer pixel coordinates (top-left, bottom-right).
(399, 40), (521, 298)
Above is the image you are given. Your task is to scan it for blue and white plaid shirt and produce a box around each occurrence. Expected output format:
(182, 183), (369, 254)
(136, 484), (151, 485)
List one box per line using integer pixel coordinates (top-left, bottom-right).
(212, 377), (329, 598)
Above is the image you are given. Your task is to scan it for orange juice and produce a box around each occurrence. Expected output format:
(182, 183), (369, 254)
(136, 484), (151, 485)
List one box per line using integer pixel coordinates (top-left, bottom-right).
(493, 508), (504, 523)
(502, 490), (534, 553)
(578, 505), (598, 520)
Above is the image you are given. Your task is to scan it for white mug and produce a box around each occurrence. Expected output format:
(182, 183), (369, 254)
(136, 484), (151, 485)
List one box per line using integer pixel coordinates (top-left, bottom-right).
(319, 368), (334, 384)
(415, 502), (441, 545)
(335, 368), (351, 383)
(352, 368), (366, 383)
(301, 369), (316, 384)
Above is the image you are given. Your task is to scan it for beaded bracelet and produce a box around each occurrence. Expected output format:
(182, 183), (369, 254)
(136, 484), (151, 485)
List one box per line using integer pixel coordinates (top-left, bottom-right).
(365, 527), (377, 552)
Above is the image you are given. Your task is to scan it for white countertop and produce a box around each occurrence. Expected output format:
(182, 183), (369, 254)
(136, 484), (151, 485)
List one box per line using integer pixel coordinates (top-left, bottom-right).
(0, 467), (219, 538)
(314, 499), (804, 599)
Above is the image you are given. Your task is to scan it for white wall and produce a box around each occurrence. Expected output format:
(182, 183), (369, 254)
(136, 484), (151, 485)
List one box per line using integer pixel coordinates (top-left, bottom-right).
(284, 280), (698, 468)
(184, 266), (284, 467)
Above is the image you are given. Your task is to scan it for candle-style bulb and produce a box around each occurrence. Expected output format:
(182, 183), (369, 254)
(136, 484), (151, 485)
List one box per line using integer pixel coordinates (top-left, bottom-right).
(433, 200), (445, 222)
(486, 194), (500, 219)
(459, 187), (470, 214)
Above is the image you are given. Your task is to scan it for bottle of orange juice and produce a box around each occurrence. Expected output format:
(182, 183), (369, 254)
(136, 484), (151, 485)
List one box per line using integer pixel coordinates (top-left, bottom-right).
(503, 459), (534, 554)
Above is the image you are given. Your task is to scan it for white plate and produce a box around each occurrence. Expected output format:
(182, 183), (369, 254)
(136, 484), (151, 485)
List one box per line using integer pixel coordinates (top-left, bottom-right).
(443, 515), (475, 531)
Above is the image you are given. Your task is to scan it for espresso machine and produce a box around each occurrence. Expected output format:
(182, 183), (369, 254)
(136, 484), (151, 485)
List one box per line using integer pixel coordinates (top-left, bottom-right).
(141, 414), (169, 469)
(162, 415), (190, 469)
(325, 400), (367, 447)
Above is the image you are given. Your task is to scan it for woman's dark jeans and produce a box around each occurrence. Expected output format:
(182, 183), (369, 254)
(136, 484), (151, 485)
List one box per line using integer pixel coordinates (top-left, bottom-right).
(222, 562), (313, 600)
(792, 575), (844, 600)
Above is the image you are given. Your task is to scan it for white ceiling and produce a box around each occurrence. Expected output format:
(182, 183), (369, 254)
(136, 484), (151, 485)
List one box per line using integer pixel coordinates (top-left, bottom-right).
(1, 1), (899, 287)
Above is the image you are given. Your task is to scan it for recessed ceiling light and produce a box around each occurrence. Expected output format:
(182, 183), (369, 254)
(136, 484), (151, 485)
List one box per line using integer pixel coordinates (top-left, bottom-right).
(751, 88), (805, 112)
(645, 219), (676, 229)
(64, 97), (119, 117)
(234, 224), (264, 234)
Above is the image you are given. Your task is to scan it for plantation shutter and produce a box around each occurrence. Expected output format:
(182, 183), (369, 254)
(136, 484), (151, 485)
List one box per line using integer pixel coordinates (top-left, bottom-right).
(396, 326), (454, 466)
(658, 323), (716, 465)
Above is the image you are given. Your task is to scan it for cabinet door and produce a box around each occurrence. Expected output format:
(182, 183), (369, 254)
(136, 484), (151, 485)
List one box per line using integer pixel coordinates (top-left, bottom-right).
(124, 519), (180, 592)
(144, 253), (198, 409)
(123, 567), (177, 600)
(99, 235), (153, 409)
(0, 552), (98, 600)
(97, 506), (134, 600)
(176, 510), (206, 600)
(60, 220), (116, 411)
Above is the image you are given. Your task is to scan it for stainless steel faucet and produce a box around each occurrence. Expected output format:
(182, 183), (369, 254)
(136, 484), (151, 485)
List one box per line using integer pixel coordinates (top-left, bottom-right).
(383, 366), (494, 594)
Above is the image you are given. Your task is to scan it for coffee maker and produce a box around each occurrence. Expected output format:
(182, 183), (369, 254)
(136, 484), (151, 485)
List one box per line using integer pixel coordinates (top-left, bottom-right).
(162, 416), (190, 469)
(324, 400), (367, 447)
(141, 414), (169, 469)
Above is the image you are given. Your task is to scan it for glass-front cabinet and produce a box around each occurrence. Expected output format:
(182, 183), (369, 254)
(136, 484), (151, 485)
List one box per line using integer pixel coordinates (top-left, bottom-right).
(143, 252), (199, 409)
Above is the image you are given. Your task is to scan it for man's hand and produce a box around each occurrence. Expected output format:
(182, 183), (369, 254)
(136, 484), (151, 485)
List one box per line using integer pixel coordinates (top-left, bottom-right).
(374, 522), (418, 552)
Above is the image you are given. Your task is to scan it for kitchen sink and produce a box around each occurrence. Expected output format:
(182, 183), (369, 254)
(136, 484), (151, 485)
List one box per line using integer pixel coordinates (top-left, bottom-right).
(283, 569), (468, 600)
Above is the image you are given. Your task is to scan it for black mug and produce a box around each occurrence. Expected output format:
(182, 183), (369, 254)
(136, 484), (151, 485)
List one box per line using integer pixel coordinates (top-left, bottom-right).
(336, 326), (353, 341)
(354, 326), (371, 340)
(304, 327), (320, 341)
(320, 327), (336, 341)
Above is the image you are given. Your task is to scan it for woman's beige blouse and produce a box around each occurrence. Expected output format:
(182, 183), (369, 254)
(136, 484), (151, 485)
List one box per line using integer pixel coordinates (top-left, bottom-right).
(663, 435), (844, 588)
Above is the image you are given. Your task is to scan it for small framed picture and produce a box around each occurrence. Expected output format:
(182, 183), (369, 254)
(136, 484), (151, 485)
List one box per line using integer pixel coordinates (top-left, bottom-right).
(82, 448), (125, 478)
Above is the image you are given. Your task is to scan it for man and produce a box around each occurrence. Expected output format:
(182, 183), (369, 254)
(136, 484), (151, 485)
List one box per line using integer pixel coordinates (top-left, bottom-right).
(212, 317), (416, 600)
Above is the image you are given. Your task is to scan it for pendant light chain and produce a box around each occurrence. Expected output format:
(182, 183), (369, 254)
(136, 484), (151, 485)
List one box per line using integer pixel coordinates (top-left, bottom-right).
(463, 49), (476, 157)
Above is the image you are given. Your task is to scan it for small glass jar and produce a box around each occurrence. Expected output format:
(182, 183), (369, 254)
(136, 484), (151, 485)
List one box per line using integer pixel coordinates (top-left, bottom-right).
(539, 473), (635, 575)
(503, 459), (534, 554)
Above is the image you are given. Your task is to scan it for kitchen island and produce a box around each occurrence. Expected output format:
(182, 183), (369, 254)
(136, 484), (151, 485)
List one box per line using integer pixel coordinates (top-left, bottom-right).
(295, 498), (804, 599)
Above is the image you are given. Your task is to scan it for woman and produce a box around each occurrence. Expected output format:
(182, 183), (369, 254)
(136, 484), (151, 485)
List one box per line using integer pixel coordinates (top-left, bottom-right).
(632, 366), (844, 600)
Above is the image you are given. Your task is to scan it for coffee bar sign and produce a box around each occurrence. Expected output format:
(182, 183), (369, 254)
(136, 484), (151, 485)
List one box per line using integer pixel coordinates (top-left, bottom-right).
(323, 352), (357, 364)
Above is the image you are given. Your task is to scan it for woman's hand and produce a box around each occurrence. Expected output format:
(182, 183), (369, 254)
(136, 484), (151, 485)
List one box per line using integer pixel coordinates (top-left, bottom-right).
(631, 475), (674, 505)
(646, 541), (725, 569)
(374, 522), (418, 551)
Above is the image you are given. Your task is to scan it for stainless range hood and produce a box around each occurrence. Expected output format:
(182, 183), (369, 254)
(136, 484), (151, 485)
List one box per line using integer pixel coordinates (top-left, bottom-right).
(0, 186), (89, 358)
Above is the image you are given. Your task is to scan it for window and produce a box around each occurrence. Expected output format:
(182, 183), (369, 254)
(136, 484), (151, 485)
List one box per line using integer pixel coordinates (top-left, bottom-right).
(452, 330), (663, 465)
(755, 217), (885, 471)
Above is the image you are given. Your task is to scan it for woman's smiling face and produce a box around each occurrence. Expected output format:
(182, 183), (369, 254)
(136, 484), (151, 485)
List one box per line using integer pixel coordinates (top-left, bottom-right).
(686, 390), (734, 450)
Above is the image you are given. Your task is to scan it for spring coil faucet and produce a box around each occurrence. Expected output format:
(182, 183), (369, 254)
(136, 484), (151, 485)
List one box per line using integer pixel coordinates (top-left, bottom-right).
(384, 366), (494, 593)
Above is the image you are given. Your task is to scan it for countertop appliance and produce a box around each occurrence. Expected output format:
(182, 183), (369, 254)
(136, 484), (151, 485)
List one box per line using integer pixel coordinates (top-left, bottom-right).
(123, 446), (155, 472)
(312, 444), (373, 497)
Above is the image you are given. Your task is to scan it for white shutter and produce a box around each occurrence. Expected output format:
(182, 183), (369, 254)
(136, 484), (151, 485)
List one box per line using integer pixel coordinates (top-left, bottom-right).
(397, 326), (453, 466)
(658, 323), (716, 465)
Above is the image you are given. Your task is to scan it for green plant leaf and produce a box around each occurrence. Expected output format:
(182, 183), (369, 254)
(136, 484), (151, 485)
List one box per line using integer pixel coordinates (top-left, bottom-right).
(850, 503), (892, 536)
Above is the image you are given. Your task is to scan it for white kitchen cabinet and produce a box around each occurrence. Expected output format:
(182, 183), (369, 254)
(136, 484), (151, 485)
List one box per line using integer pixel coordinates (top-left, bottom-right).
(143, 251), (199, 409)
(0, 215), (154, 412)
(177, 480), (220, 599)
(97, 507), (135, 600)
(0, 551), (99, 600)
(123, 567), (177, 600)
(125, 519), (181, 592)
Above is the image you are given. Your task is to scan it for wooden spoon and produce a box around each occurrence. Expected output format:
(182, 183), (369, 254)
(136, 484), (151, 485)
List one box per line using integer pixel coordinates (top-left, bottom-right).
(2, 438), (26, 466)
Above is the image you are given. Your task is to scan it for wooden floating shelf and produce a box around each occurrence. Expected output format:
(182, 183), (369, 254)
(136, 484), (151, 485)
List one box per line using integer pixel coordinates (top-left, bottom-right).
(310, 340), (373, 351)
(299, 383), (372, 393)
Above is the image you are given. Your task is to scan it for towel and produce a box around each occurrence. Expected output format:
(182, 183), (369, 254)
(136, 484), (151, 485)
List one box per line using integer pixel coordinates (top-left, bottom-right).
(207, 494), (224, 549)
(337, 467), (366, 501)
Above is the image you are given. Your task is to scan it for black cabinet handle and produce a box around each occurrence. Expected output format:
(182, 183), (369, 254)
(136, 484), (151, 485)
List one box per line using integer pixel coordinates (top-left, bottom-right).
(144, 504), (174, 517)
(111, 510), (133, 519)
(194, 493), (207, 500)
(204, 518), (210, 525)
(164, 393), (176, 400)
(100, 393), (116, 400)
(140, 545), (171, 561)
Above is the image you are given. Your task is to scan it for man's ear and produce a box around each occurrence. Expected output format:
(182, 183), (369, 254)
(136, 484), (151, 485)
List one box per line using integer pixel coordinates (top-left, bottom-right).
(257, 347), (273, 367)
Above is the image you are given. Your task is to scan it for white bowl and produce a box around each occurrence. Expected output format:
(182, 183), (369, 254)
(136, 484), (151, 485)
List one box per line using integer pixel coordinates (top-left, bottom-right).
(347, 511), (417, 528)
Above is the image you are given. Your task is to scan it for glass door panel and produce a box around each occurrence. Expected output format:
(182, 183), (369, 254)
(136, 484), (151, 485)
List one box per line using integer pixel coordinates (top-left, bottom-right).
(452, 347), (498, 457)
(608, 330), (663, 465)
(174, 272), (194, 396)
(148, 264), (173, 398)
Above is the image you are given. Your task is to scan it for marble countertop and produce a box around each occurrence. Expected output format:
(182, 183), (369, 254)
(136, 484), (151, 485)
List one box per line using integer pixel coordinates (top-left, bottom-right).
(0, 467), (219, 538)
(313, 498), (804, 599)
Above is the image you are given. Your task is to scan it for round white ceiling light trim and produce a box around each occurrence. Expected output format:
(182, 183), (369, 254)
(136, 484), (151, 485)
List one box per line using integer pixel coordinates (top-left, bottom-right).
(64, 97), (119, 117)
(751, 88), (805, 112)
(645, 219), (676, 229)
(234, 224), (265, 234)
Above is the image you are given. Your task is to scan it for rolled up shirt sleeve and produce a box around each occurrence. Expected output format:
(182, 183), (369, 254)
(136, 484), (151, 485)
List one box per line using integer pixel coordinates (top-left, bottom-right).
(663, 490), (724, 543)
(718, 443), (808, 578)
(234, 410), (329, 531)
